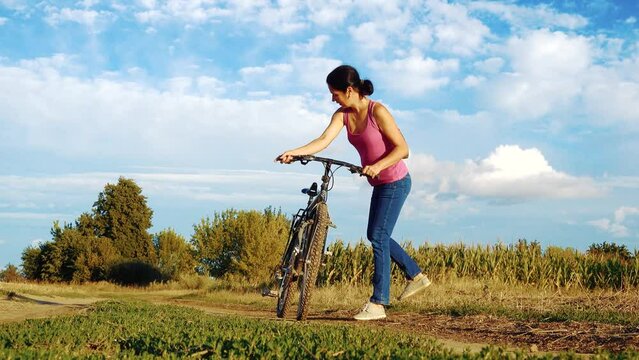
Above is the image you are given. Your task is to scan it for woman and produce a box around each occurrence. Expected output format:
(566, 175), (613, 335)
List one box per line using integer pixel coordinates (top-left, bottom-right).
(276, 65), (431, 321)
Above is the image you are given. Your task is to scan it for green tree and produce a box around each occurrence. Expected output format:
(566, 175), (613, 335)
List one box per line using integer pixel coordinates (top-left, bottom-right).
(191, 207), (289, 285)
(20, 217), (120, 284)
(154, 228), (195, 280)
(38, 241), (63, 282)
(84, 236), (119, 281)
(92, 177), (155, 262)
(75, 212), (97, 237)
(21, 246), (42, 280)
(19, 177), (157, 284)
(61, 230), (119, 283)
(0, 264), (23, 282)
(587, 242), (633, 262)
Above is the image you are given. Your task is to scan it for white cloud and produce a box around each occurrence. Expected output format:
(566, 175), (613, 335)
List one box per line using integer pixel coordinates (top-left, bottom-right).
(509, 29), (591, 78)
(135, 9), (165, 23)
(290, 35), (330, 55)
(582, 60), (639, 126)
(239, 57), (341, 94)
(625, 17), (636, 25)
(349, 22), (387, 53)
(615, 207), (639, 224)
(132, 1), (307, 33)
(306, 0), (351, 27)
(592, 34), (625, 61)
(0, 169), (362, 215)
(426, 0), (491, 56)
(195, 76), (226, 97)
(462, 75), (484, 88)
(408, 145), (603, 204)
(138, 0), (157, 9)
(603, 176), (639, 189)
(588, 206), (639, 237)
(482, 29), (591, 119)
(0, 0), (27, 11)
(17, 53), (81, 73)
(239, 63), (293, 93)
(44, 6), (114, 29)
(0, 212), (73, 220)
(410, 25), (433, 50)
(79, 0), (100, 7)
(474, 57), (504, 74)
(0, 17), (7, 26)
(0, 56), (337, 164)
(162, 76), (226, 96)
(469, 1), (588, 31)
(478, 29), (639, 127)
(256, 1), (306, 34)
(460, 145), (602, 199)
(133, 1), (231, 24)
(370, 55), (459, 96)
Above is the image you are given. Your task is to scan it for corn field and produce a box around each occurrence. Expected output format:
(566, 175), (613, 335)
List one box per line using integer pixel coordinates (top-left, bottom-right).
(318, 239), (639, 290)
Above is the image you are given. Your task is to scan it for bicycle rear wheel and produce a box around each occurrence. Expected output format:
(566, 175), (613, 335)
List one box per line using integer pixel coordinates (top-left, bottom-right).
(297, 202), (329, 320)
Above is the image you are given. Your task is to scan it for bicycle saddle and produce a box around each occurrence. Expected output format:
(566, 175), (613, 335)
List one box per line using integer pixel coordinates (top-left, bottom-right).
(301, 182), (318, 197)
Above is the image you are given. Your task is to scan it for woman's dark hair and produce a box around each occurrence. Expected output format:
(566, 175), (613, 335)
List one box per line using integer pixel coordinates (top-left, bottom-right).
(326, 65), (374, 96)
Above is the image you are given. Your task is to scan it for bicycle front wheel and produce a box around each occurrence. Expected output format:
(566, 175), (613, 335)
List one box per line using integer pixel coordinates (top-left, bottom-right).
(297, 202), (330, 321)
(276, 234), (298, 318)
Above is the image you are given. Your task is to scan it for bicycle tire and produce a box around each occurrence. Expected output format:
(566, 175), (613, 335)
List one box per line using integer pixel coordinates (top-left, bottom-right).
(296, 202), (329, 320)
(276, 232), (298, 318)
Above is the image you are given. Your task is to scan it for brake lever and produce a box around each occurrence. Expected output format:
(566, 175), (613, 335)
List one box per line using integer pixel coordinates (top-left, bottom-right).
(349, 166), (365, 176)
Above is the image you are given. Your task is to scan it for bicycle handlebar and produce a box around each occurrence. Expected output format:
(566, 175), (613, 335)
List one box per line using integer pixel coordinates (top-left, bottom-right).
(291, 155), (363, 175)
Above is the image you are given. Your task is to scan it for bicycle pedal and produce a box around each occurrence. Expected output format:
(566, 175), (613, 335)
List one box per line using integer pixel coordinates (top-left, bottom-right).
(324, 251), (333, 256)
(328, 222), (337, 229)
(260, 287), (278, 298)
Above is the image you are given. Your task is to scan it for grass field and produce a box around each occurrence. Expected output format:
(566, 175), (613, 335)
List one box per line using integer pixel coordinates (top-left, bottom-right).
(0, 301), (467, 359)
(1, 279), (639, 358)
(0, 299), (634, 359)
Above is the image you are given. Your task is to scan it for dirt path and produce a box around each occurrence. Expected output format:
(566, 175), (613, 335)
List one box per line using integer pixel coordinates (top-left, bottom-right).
(164, 298), (639, 355)
(2, 292), (638, 355)
(0, 292), (101, 323)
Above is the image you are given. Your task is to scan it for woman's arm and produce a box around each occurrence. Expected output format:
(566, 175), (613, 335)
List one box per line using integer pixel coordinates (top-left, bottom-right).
(276, 110), (345, 163)
(362, 103), (410, 178)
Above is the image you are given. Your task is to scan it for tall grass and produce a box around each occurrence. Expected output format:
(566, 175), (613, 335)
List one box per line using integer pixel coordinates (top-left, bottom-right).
(319, 239), (639, 291)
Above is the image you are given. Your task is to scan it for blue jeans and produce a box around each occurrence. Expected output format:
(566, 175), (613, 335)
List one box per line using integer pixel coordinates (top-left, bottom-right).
(367, 173), (421, 305)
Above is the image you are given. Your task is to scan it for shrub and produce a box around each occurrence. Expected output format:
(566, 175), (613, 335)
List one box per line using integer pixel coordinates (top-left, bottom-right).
(108, 260), (164, 286)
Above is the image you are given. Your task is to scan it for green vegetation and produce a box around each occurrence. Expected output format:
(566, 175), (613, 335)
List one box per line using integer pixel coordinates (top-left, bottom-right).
(191, 206), (289, 286)
(2, 300), (635, 359)
(0, 264), (23, 282)
(320, 239), (639, 291)
(92, 177), (155, 261)
(18, 177), (289, 287)
(154, 228), (196, 280)
(20, 177), (157, 284)
(14, 178), (639, 294)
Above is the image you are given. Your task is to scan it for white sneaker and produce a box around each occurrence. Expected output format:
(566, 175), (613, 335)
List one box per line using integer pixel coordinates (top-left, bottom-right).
(398, 273), (431, 301)
(353, 302), (386, 321)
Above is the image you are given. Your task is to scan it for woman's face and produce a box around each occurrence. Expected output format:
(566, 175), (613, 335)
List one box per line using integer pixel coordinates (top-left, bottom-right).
(328, 86), (350, 107)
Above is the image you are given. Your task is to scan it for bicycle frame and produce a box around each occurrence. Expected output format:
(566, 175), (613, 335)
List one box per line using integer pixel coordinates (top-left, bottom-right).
(289, 155), (362, 259)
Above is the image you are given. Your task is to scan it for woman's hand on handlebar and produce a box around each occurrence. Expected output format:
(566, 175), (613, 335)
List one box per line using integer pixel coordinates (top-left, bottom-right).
(361, 164), (381, 178)
(275, 151), (296, 164)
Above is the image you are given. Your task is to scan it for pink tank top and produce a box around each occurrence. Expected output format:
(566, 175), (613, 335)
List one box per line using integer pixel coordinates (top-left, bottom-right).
(344, 100), (409, 186)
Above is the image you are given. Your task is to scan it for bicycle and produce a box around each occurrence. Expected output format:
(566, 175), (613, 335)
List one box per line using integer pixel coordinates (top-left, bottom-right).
(273, 155), (362, 320)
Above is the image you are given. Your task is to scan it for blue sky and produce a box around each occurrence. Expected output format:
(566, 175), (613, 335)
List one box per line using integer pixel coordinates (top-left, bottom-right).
(1, 0), (638, 268)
